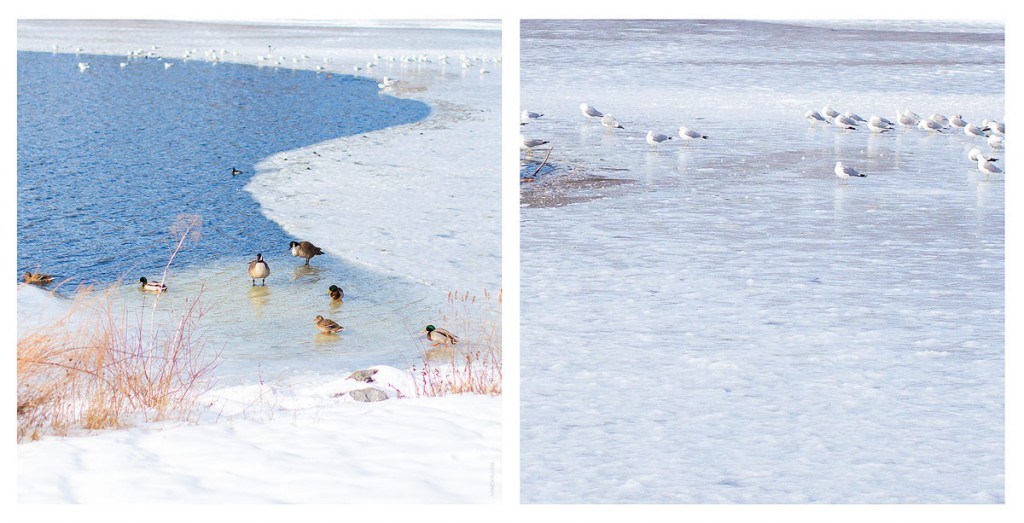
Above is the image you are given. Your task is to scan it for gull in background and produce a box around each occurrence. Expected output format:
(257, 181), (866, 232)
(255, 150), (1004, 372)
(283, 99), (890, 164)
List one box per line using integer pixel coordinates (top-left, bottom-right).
(968, 147), (998, 163)
(580, 103), (604, 119)
(929, 113), (949, 126)
(805, 110), (827, 125)
(964, 123), (989, 138)
(982, 119), (1005, 136)
(601, 114), (624, 130)
(988, 134), (1004, 149)
(949, 114), (968, 129)
(520, 134), (549, 155)
(896, 109), (920, 128)
(646, 131), (673, 149)
(918, 119), (944, 132)
(867, 116), (894, 133)
(521, 109), (543, 122)
(822, 106), (840, 122)
(843, 110), (866, 123)
(678, 125), (708, 143)
(977, 156), (1002, 177)
(834, 114), (859, 129)
(834, 161), (866, 184)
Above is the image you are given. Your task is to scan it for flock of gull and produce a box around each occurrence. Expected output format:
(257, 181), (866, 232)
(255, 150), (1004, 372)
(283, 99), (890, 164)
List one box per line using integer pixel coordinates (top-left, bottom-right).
(804, 105), (1005, 182)
(66, 43), (498, 92)
(520, 102), (1005, 184)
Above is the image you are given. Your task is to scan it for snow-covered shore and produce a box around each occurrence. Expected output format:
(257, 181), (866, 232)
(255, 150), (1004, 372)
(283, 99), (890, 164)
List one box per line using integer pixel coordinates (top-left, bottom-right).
(16, 19), (501, 505)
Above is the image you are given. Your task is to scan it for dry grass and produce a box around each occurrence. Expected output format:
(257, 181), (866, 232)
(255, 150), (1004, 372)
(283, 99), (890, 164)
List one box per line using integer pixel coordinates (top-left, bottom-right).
(17, 286), (221, 442)
(412, 289), (502, 397)
(17, 214), (220, 442)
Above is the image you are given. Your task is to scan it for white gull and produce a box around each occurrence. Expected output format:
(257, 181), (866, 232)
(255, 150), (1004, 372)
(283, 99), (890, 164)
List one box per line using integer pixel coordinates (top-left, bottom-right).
(834, 161), (866, 184)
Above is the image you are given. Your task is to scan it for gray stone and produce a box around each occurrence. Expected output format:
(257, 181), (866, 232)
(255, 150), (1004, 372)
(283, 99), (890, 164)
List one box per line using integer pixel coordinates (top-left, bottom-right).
(348, 388), (389, 402)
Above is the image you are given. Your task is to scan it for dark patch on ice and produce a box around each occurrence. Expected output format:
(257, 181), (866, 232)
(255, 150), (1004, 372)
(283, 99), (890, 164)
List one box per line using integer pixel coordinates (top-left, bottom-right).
(521, 162), (635, 208)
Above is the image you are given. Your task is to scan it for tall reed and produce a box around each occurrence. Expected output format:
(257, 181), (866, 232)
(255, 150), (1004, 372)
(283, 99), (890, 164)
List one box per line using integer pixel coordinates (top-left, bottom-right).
(412, 289), (502, 397)
(17, 214), (220, 442)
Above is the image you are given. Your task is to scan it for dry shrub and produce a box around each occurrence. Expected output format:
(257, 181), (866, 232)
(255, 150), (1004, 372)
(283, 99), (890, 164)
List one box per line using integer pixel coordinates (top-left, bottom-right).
(17, 214), (219, 442)
(17, 285), (221, 442)
(413, 289), (502, 397)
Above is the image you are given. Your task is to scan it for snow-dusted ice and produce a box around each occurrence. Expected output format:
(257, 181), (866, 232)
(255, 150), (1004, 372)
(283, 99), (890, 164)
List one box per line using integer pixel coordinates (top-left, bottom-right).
(521, 19), (1003, 505)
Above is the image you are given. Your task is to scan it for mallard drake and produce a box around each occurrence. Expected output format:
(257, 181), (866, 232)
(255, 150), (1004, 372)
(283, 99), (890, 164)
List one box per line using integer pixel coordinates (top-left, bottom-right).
(139, 277), (167, 292)
(23, 272), (54, 285)
(329, 285), (344, 301)
(314, 315), (344, 334)
(289, 240), (324, 266)
(248, 253), (270, 286)
(424, 324), (459, 347)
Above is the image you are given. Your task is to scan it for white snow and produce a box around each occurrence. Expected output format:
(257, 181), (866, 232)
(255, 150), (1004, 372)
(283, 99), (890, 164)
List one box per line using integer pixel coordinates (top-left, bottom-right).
(16, 19), (501, 506)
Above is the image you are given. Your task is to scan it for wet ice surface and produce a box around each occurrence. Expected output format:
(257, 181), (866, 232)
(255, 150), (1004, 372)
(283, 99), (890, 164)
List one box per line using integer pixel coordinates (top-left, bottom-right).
(520, 20), (1003, 503)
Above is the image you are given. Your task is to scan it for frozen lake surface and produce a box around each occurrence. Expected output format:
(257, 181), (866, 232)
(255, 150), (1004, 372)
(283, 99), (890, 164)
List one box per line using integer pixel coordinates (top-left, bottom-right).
(520, 19), (1004, 503)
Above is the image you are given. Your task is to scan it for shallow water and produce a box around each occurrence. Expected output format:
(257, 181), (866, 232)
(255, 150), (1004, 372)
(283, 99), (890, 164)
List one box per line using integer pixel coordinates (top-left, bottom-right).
(520, 20), (1004, 503)
(17, 50), (447, 383)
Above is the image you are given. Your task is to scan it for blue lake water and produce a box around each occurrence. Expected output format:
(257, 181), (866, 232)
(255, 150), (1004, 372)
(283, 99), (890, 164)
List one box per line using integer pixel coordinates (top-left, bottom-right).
(18, 51), (447, 383)
(18, 50), (430, 287)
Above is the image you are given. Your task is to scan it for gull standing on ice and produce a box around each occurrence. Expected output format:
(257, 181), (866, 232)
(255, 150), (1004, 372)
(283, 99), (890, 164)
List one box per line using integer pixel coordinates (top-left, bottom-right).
(918, 119), (944, 132)
(834, 161), (866, 184)
(977, 156), (1002, 177)
(949, 114), (968, 129)
(805, 110), (828, 125)
(964, 123), (989, 138)
(834, 114), (859, 129)
(601, 114), (624, 130)
(867, 115), (894, 133)
(520, 134), (549, 154)
(646, 131), (673, 148)
(897, 110), (919, 128)
(982, 119), (1004, 136)
(678, 125), (708, 143)
(822, 106), (840, 122)
(580, 103), (604, 119)
(968, 147), (997, 163)
(521, 109), (543, 122)
(988, 134), (1004, 149)
(843, 111), (866, 123)
(930, 113), (949, 126)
